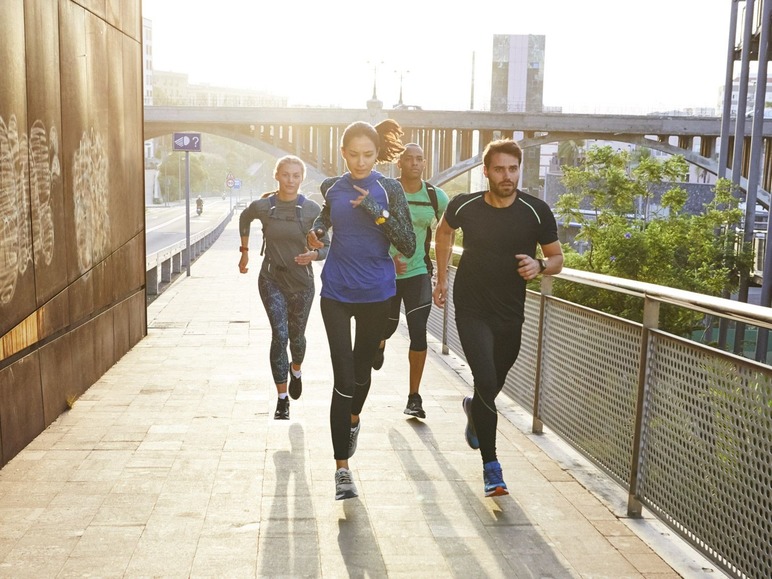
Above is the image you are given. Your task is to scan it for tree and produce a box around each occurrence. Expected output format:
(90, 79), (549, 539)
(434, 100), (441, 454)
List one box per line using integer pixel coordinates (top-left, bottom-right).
(557, 139), (585, 167)
(552, 145), (754, 337)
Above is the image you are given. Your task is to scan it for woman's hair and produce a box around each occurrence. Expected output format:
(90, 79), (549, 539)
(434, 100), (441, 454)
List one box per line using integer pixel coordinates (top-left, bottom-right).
(274, 155), (306, 179)
(482, 138), (523, 168)
(341, 120), (405, 163)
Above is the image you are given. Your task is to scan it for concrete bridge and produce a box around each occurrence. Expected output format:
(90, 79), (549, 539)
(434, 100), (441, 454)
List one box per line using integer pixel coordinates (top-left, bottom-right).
(144, 105), (772, 208)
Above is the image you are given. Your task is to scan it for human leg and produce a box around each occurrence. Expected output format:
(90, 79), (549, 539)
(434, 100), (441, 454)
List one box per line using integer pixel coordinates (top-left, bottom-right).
(320, 297), (356, 462)
(402, 275), (432, 417)
(350, 300), (391, 417)
(259, 275), (292, 419)
(373, 293), (401, 370)
(286, 284), (315, 399)
(455, 315), (499, 463)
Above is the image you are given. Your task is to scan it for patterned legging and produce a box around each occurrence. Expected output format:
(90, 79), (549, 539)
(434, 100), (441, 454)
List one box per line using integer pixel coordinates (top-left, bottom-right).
(258, 275), (315, 385)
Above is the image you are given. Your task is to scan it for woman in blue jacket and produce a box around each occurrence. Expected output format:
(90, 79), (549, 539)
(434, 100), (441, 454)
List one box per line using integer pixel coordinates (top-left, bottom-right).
(306, 120), (416, 500)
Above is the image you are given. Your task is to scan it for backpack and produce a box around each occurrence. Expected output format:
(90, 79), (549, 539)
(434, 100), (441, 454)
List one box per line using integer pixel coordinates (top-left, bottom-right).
(405, 182), (440, 275)
(260, 193), (306, 256)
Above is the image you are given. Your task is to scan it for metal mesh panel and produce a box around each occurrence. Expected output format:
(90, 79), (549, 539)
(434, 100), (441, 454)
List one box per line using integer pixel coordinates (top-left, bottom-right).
(539, 298), (642, 485)
(427, 266), (462, 358)
(638, 333), (772, 579)
(502, 292), (540, 410)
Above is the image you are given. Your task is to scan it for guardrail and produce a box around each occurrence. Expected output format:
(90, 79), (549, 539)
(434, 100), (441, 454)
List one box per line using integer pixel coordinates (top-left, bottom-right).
(427, 254), (772, 579)
(145, 210), (233, 296)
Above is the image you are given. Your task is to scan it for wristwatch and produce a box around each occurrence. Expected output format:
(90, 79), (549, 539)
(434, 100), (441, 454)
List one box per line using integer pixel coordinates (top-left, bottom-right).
(375, 209), (390, 225)
(537, 258), (547, 273)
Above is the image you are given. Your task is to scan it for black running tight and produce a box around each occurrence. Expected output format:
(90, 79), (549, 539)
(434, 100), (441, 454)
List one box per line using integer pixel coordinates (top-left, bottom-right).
(456, 314), (523, 464)
(320, 297), (390, 461)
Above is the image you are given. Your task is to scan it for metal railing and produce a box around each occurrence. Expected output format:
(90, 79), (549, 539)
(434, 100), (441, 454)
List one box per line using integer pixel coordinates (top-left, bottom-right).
(427, 256), (772, 579)
(145, 211), (233, 296)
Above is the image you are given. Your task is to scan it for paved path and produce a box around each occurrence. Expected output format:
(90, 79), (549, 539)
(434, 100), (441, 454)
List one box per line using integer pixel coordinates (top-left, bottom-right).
(0, 218), (724, 578)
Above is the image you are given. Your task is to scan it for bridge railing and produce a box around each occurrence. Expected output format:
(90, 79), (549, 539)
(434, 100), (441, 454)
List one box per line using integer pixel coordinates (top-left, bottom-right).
(427, 254), (772, 579)
(146, 211), (233, 297)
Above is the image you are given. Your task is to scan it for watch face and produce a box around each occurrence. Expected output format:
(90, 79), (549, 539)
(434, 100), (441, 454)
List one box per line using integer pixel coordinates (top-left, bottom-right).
(382, 209), (390, 219)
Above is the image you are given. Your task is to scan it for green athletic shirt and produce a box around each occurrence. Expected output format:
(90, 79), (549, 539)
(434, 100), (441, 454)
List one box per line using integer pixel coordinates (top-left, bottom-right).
(389, 182), (449, 279)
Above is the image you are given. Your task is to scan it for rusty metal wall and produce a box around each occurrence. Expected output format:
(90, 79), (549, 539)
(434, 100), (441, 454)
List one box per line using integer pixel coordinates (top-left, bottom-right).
(0, 0), (146, 467)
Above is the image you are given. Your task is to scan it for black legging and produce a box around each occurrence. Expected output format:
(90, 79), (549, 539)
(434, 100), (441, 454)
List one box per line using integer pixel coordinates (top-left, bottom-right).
(320, 297), (390, 460)
(456, 313), (523, 464)
(382, 273), (432, 352)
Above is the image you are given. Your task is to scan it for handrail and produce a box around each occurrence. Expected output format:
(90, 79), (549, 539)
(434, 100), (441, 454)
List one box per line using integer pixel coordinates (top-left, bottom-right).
(431, 246), (771, 578)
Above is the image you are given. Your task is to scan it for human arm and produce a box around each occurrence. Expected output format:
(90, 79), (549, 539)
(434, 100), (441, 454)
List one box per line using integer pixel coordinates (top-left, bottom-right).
(515, 241), (564, 281)
(431, 216), (456, 308)
(307, 180), (335, 249)
(354, 180), (416, 257)
(237, 204), (259, 274)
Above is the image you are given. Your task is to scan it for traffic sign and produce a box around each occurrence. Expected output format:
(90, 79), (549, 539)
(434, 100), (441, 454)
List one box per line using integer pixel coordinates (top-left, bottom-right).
(172, 132), (202, 152)
(233, 179), (242, 190)
(226, 177), (235, 188)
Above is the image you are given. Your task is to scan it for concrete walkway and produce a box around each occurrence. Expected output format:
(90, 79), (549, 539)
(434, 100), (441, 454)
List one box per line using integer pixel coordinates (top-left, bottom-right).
(0, 218), (725, 578)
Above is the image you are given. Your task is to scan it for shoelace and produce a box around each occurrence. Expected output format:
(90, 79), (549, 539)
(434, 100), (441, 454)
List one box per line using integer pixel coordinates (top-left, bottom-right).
(337, 470), (353, 485)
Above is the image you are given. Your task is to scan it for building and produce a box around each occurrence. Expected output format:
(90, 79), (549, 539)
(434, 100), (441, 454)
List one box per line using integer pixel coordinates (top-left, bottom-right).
(490, 34), (547, 194)
(719, 72), (772, 118)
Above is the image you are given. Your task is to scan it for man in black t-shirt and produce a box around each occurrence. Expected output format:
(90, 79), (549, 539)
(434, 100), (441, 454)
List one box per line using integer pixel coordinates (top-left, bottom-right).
(432, 138), (564, 497)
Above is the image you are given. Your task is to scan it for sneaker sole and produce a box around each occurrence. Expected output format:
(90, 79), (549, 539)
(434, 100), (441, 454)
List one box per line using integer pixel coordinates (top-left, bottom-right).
(289, 378), (302, 400)
(335, 489), (358, 500)
(403, 408), (426, 419)
(485, 486), (509, 497)
(462, 397), (480, 449)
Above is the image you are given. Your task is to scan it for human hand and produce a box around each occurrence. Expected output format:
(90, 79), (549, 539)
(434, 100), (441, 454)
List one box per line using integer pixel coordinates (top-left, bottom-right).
(294, 248), (317, 266)
(515, 254), (539, 281)
(350, 185), (369, 208)
(306, 230), (324, 249)
(432, 280), (448, 308)
(393, 254), (407, 275)
(238, 253), (249, 274)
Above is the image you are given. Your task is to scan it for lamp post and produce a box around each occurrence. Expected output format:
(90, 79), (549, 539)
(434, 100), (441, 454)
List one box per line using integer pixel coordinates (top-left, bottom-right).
(367, 60), (384, 102)
(395, 69), (410, 107)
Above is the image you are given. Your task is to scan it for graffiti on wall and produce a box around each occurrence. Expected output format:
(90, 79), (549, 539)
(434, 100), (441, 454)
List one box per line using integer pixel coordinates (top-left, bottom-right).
(0, 115), (109, 305)
(72, 127), (110, 271)
(1, 114), (33, 305)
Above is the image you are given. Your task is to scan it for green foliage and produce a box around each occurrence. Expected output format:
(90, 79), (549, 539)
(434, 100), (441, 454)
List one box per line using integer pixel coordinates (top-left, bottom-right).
(554, 146), (754, 337)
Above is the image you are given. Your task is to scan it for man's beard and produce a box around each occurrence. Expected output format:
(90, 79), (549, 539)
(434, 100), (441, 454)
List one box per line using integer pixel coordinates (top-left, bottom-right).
(489, 182), (516, 198)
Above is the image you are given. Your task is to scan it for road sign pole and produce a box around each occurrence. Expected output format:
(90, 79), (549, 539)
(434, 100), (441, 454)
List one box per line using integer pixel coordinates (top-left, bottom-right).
(185, 151), (191, 277)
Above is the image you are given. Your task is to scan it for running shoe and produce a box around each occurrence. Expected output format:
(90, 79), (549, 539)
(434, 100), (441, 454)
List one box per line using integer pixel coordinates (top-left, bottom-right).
(372, 345), (385, 370)
(404, 393), (426, 419)
(462, 396), (479, 449)
(289, 373), (302, 400)
(483, 460), (509, 497)
(348, 420), (361, 458)
(274, 397), (290, 420)
(334, 467), (358, 500)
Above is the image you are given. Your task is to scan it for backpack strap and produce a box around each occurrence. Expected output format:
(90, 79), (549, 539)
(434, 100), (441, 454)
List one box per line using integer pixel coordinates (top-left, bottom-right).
(260, 194), (307, 256)
(425, 182), (440, 221)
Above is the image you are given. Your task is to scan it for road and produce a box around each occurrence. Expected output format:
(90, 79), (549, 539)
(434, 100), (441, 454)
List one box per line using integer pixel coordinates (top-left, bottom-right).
(145, 197), (240, 254)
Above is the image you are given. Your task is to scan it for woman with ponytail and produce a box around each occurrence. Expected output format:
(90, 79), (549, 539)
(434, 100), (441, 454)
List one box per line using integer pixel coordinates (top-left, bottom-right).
(306, 120), (416, 500)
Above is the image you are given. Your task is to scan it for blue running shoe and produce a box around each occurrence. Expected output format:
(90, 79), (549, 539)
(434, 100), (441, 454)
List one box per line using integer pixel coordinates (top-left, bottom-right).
(483, 460), (509, 497)
(462, 396), (479, 449)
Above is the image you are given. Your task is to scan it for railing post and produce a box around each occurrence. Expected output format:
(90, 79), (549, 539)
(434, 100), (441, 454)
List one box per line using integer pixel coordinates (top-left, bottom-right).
(531, 275), (553, 434)
(627, 295), (660, 517)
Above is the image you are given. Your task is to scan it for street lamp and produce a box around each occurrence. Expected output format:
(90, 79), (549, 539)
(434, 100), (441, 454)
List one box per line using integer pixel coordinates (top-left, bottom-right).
(395, 69), (410, 107)
(367, 60), (384, 101)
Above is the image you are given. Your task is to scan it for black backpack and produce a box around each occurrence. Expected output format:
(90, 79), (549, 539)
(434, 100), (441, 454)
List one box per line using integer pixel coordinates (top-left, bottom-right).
(405, 182), (440, 275)
(260, 193), (306, 256)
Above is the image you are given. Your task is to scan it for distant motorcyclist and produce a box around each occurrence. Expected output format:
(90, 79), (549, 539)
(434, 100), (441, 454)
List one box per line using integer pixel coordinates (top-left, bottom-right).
(196, 195), (203, 215)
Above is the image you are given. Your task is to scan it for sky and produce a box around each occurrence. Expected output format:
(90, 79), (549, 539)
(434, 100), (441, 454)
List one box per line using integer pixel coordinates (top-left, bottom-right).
(142, 0), (735, 114)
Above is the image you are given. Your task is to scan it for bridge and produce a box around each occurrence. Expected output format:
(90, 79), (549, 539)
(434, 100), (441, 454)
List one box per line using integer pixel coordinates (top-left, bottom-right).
(144, 105), (772, 208)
